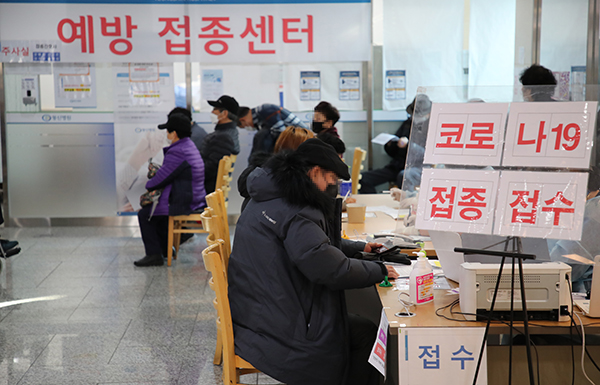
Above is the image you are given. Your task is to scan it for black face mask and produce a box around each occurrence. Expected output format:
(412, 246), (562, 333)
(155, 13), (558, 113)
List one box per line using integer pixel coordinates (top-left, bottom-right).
(312, 121), (324, 134)
(325, 182), (339, 198)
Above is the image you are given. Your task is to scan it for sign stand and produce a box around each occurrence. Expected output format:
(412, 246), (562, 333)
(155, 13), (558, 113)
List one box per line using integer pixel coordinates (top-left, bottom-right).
(456, 236), (537, 385)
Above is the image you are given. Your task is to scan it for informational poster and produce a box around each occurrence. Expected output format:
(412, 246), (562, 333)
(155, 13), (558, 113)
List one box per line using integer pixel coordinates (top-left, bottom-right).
(53, 63), (97, 108)
(398, 327), (487, 385)
(571, 66), (586, 102)
(494, 171), (588, 240)
(502, 102), (596, 169)
(0, 2), (371, 64)
(201, 69), (224, 102)
(424, 103), (508, 166)
(300, 71), (320, 101)
(21, 77), (38, 106)
(113, 62), (174, 214)
(368, 309), (389, 377)
(416, 169), (500, 235)
(385, 70), (406, 100)
(553, 71), (570, 101)
(339, 70), (360, 101)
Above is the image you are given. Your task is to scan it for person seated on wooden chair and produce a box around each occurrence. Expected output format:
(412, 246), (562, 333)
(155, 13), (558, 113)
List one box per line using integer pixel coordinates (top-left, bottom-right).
(228, 139), (398, 385)
(134, 113), (206, 267)
(238, 125), (315, 212)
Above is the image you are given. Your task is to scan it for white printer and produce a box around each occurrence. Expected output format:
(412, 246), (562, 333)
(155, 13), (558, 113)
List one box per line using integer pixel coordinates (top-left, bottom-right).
(459, 262), (572, 322)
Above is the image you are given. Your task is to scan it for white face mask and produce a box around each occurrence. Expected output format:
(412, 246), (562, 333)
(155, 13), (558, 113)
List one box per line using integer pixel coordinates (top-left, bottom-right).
(210, 112), (220, 125)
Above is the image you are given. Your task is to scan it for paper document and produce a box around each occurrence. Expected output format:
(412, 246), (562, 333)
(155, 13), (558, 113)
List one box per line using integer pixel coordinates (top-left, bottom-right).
(367, 206), (399, 219)
(371, 133), (399, 145)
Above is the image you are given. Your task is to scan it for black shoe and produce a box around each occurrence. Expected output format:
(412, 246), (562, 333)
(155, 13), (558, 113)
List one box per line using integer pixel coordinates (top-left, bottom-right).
(134, 254), (164, 267)
(0, 239), (18, 252)
(3, 247), (20, 258)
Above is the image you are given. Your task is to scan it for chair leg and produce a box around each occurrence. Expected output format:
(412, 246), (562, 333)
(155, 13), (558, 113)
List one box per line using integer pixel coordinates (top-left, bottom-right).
(173, 230), (181, 259)
(167, 217), (175, 267)
(214, 325), (223, 365)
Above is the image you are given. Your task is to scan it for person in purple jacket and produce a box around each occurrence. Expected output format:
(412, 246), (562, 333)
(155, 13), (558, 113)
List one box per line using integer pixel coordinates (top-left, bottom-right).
(134, 113), (207, 267)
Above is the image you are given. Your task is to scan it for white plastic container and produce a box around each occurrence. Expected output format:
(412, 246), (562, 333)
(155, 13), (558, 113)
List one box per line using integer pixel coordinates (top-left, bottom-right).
(409, 251), (434, 305)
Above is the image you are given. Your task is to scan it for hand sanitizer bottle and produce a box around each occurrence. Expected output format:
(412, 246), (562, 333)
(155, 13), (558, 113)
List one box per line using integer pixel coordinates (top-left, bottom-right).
(409, 244), (434, 305)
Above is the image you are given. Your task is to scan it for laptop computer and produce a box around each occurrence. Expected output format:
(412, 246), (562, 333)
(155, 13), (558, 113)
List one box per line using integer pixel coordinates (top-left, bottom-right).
(429, 230), (552, 283)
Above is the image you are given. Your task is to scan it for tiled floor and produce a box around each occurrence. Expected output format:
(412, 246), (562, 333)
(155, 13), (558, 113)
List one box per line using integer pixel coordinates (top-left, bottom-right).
(0, 225), (281, 385)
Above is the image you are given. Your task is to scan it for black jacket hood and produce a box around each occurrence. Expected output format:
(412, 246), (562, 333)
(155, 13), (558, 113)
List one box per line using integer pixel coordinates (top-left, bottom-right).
(247, 151), (335, 219)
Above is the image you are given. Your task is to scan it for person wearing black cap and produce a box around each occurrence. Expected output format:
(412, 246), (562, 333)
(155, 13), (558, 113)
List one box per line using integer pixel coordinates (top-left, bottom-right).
(228, 138), (397, 385)
(199, 95), (240, 193)
(134, 113), (206, 267)
(163, 107), (207, 152)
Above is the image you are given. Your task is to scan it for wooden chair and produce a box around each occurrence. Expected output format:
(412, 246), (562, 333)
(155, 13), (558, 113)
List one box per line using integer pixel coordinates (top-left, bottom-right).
(215, 155), (235, 205)
(166, 155), (235, 267)
(206, 189), (230, 263)
(201, 190), (230, 366)
(203, 240), (260, 384)
(351, 147), (367, 194)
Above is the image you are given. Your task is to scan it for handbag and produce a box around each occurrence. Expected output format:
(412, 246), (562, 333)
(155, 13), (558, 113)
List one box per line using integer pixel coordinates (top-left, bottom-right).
(140, 158), (163, 217)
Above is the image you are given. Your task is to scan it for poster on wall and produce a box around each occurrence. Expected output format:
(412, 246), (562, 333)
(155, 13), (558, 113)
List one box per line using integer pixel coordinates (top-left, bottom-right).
(385, 70), (406, 100)
(339, 71), (360, 101)
(53, 63), (97, 108)
(300, 71), (320, 101)
(201, 69), (224, 102)
(112, 63), (175, 214)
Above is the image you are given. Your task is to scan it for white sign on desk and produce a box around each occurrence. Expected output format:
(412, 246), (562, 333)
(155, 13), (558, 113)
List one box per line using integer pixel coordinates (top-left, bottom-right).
(368, 309), (389, 377)
(502, 101), (596, 169)
(494, 171), (588, 240)
(424, 103), (508, 166)
(416, 169), (499, 234)
(398, 327), (487, 384)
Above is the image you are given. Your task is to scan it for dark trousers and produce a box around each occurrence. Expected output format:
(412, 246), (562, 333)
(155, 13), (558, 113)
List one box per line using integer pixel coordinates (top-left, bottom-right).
(137, 206), (169, 257)
(347, 313), (381, 385)
(359, 165), (403, 194)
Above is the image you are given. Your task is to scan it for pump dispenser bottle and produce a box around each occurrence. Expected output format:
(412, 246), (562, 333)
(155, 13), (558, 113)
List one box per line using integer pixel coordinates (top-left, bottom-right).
(409, 244), (434, 305)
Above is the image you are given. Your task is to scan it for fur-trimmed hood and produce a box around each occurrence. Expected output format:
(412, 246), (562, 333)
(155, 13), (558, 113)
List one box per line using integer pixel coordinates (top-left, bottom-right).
(246, 151), (335, 218)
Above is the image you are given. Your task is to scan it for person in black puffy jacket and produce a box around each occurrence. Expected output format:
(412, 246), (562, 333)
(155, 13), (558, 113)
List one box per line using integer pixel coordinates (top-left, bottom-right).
(228, 139), (398, 385)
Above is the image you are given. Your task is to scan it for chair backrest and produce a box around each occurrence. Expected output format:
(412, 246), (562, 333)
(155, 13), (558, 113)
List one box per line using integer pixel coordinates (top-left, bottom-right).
(202, 240), (238, 383)
(215, 156), (231, 194)
(351, 147), (367, 194)
(215, 155), (236, 205)
(205, 189), (231, 264)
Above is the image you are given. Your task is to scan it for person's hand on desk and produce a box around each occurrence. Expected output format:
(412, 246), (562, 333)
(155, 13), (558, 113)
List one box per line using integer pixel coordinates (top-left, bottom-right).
(386, 265), (399, 280)
(363, 242), (383, 253)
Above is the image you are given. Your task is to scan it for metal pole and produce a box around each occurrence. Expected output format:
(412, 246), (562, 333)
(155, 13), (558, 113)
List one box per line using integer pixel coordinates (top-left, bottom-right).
(587, 0), (599, 96)
(365, 60), (373, 169)
(0, 64), (9, 226)
(185, 62), (192, 111)
(532, 0), (542, 64)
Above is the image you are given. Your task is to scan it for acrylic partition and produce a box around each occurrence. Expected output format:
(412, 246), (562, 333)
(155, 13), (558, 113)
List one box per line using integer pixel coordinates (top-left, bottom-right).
(401, 84), (600, 195)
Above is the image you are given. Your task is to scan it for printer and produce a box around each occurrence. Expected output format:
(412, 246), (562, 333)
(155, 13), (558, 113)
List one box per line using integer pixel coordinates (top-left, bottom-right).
(459, 262), (572, 322)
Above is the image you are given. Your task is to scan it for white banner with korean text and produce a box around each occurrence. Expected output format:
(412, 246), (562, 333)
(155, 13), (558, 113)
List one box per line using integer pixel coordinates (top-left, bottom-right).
(424, 103), (508, 166)
(415, 169), (500, 235)
(494, 171), (588, 240)
(0, 0), (371, 63)
(398, 327), (487, 385)
(502, 101), (596, 169)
